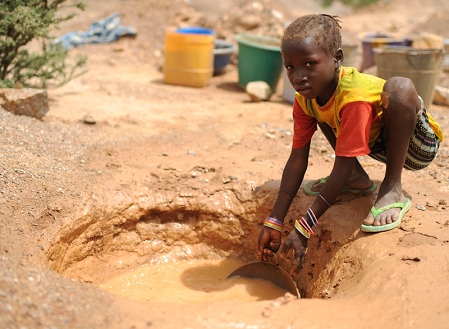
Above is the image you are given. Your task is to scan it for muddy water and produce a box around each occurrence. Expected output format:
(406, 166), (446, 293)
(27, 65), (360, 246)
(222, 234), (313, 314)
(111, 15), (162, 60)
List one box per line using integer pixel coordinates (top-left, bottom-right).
(99, 258), (288, 303)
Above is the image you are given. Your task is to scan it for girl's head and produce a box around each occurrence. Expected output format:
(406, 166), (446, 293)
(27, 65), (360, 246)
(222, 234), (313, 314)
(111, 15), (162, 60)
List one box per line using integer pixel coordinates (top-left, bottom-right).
(281, 14), (344, 104)
(282, 14), (342, 57)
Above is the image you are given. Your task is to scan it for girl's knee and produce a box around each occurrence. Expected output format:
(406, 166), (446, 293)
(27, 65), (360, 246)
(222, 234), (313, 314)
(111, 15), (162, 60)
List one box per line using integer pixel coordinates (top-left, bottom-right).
(382, 77), (420, 111)
(383, 77), (416, 96)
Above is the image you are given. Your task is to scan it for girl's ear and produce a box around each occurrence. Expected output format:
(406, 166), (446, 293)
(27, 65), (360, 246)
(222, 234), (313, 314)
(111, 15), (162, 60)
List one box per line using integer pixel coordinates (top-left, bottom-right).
(334, 48), (344, 68)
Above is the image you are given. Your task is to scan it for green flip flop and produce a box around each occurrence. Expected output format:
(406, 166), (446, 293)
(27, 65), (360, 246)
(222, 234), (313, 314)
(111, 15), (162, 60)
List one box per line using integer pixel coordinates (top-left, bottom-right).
(360, 197), (412, 233)
(303, 176), (376, 196)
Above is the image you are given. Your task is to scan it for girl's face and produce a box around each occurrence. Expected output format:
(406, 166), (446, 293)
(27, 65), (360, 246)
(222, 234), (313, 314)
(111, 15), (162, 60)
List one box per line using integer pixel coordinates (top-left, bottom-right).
(281, 36), (343, 106)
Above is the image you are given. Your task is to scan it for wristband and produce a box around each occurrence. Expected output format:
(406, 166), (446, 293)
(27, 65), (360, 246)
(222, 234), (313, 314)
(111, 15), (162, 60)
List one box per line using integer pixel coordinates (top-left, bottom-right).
(294, 219), (311, 239)
(318, 192), (331, 208)
(307, 208), (318, 227)
(279, 187), (296, 197)
(264, 216), (284, 232)
(300, 217), (314, 235)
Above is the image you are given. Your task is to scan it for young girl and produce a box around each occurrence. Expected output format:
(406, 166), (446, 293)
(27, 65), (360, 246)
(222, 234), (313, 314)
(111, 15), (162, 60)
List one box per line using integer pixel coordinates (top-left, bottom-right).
(258, 14), (444, 276)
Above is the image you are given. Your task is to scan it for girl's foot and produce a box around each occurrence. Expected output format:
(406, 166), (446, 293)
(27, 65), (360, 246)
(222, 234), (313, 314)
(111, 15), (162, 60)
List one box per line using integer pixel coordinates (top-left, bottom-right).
(308, 174), (373, 194)
(363, 187), (403, 226)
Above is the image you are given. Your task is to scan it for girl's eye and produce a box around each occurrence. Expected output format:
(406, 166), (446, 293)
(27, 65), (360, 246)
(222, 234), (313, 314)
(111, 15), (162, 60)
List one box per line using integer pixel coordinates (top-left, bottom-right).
(305, 62), (312, 67)
(285, 65), (293, 70)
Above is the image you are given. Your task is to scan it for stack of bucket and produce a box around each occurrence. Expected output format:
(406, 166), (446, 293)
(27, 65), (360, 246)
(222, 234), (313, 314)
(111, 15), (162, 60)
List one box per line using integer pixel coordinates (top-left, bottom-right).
(163, 27), (215, 88)
(358, 32), (411, 72)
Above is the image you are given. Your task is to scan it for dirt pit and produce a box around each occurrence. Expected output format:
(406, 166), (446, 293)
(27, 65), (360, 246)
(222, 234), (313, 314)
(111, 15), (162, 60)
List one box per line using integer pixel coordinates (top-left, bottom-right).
(45, 183), (346, 300)
(2, 0), (449, 328)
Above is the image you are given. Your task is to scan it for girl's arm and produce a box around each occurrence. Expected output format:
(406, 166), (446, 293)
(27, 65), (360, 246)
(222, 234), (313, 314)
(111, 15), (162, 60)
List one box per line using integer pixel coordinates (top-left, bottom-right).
(311, 155), (356, 217)
(258, 143), (310, 261)
(279, 154), (357, 275)
(270, 144), (311, 220)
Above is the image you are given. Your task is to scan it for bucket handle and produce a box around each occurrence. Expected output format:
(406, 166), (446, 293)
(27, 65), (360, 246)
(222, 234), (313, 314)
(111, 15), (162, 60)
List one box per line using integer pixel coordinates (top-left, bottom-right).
(404, 51), (442, 70)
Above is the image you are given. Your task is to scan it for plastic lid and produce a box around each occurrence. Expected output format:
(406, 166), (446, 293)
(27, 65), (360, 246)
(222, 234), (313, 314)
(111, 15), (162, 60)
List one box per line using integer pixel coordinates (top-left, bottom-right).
(177, 27), (215, 35)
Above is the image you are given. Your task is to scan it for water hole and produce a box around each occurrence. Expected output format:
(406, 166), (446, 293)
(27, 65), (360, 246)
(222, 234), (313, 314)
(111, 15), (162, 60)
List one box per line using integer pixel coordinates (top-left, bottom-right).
(46, 188), (353, 302)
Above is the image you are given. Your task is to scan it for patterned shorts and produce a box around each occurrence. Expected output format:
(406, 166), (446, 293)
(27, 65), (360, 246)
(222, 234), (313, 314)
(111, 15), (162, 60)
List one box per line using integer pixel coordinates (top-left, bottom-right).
(368, 96), (440, 171)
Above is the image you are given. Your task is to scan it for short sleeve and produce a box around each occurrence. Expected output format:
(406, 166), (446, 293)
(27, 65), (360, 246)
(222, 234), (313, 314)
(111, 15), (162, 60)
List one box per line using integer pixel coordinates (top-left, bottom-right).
(335, 102), (373, 157)
(292, 99), (317, 149)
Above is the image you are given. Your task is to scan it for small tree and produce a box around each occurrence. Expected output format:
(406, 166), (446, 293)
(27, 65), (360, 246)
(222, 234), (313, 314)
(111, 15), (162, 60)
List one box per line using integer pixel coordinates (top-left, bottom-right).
(0, 0), (87, 89)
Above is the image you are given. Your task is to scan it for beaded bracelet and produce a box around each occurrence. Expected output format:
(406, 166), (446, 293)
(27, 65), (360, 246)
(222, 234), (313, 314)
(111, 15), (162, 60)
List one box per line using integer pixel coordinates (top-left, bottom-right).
(264, 216), (284, 232)
(294, 219), (311, 239)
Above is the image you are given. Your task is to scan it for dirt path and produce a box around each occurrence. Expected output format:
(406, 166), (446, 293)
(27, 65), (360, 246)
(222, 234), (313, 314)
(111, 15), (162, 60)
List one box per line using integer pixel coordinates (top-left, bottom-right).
(1, 0), (449, 328)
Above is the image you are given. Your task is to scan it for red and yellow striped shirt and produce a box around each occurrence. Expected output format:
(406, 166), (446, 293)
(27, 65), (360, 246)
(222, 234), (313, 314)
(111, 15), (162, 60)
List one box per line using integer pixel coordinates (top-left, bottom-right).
(292, 67), (443, 157)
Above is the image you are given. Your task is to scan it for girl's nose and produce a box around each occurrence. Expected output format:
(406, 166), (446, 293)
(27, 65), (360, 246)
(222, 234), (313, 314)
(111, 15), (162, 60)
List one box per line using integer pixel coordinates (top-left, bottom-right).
(292, 71), (306, 83)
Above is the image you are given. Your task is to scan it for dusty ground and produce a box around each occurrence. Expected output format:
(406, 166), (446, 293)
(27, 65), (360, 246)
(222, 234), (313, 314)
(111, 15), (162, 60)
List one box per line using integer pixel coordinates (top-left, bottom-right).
(1, 0), (449, 328)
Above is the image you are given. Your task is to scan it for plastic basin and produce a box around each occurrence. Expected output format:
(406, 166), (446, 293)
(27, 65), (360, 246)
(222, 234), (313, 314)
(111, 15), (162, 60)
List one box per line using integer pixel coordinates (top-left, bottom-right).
(213, 39), (236, 75)
(235, 33), (283, 92)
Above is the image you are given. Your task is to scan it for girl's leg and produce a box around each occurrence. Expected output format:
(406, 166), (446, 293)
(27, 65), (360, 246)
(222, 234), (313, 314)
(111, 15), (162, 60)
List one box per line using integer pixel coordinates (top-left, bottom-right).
(308, 122), (372, 192)
(363, 77), (421, 226)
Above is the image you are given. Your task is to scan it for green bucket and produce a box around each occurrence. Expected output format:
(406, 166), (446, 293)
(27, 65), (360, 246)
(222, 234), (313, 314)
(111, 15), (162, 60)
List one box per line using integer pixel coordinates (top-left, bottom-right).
(373, 46), (444, 109)
(235, 33), (284, 92)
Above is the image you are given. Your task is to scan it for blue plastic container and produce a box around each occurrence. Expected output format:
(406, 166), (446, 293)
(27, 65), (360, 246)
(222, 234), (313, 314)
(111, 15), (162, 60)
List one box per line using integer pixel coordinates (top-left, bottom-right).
(213, 39), (236, 75)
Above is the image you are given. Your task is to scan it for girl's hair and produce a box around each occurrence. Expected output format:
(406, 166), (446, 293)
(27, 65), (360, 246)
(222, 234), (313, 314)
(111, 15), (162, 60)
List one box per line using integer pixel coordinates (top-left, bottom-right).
(282, 14), (342, 56)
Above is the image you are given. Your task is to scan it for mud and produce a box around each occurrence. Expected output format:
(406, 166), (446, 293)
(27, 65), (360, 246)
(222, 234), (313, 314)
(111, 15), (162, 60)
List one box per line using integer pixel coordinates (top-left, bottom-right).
(99, 258), (289, 303)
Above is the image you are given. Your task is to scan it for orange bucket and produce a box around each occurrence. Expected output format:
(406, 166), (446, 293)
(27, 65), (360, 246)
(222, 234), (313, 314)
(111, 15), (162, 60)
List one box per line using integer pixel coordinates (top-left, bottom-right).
(163, 31), (215, 88)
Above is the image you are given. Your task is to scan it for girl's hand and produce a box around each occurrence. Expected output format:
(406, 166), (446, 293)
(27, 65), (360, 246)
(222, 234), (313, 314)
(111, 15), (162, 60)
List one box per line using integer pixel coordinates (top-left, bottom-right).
(257, 226), (282, 262)
(280, 229), (308, 276)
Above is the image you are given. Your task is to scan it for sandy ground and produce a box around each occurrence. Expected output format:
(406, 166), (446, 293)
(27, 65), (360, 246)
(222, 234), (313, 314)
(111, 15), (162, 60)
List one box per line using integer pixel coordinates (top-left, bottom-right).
(1, 0), (449, 328)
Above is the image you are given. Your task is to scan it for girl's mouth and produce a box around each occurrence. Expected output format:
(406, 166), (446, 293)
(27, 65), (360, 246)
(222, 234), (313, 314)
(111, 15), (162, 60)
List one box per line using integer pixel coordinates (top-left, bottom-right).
(296, 86), (312, 94)
(296, 84), (311, 92)
(296, 86), (314, 99)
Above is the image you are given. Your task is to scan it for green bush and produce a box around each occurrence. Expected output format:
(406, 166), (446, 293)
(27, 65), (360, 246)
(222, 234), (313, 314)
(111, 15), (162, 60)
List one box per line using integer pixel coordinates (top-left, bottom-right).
(0, 0), (87, 89)
(318, 0), (380, 9)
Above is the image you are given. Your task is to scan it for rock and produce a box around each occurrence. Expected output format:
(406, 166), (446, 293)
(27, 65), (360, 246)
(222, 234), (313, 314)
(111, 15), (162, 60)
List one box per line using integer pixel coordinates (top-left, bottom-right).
(412, 32), (444, 49)
(81, 113), (97, 125)
(433, 85), (449, 107)
(246, 81), (272, 102)
(0, 88), (49, 119)
(186, 0), (241, 16)
(237, 14), (262, 29)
